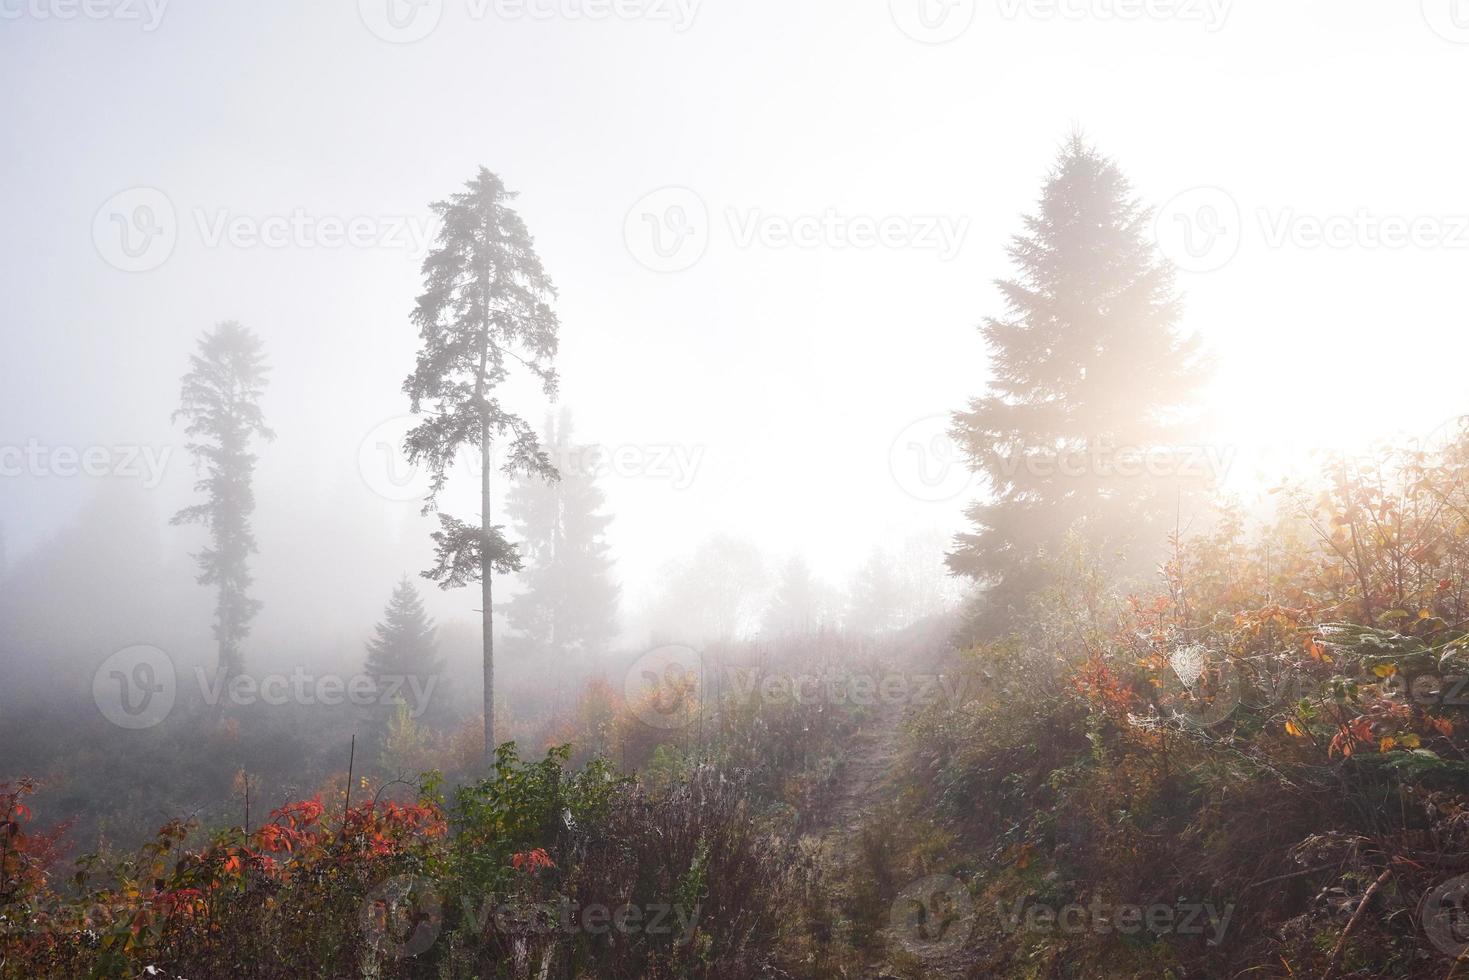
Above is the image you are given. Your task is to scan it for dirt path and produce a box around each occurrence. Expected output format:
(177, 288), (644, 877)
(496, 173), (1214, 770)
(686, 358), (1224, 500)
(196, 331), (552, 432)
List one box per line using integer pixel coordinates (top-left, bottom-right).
(809, 660), (972, 980)
(821, 696), (905, 852)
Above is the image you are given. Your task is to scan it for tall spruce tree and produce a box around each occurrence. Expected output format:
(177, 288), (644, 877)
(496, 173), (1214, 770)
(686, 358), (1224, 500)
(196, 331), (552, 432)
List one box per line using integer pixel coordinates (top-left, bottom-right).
(846, 549), (900, 635)
(364, 577), (444, 721)
(762, 554), (826, 637)
(949, 136), (1207, 636)
(403, 168), (560, 768)
(503, 408), (619, 663)
(172, 321), (273, 678)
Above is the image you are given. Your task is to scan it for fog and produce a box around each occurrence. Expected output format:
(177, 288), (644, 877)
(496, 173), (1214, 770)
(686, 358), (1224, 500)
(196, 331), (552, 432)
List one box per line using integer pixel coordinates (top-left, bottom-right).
(8, 4), (1469, 650)
(5, 6), (1469, 976)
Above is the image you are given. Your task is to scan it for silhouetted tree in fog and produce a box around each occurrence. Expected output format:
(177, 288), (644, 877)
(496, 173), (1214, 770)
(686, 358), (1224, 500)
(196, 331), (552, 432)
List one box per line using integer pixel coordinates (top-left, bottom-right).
(762, 554), (827, 637)
(949, 135), (1208, 637)
(364, 576), (443, 723)
(846, 548), (900, 634)
(172, 321), (273, 678)
(504, 408), (619, 663)
(648, 535), (767, 645)
(403, 167), (560, 769)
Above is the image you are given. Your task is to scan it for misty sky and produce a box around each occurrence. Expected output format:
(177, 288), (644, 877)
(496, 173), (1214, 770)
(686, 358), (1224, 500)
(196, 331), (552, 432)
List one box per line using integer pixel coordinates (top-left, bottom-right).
(4, 0), (1469, 638)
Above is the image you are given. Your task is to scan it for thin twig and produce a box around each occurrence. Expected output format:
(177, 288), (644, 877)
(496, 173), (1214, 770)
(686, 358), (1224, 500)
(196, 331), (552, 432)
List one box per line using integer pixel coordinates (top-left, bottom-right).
(1322, 866), (1392, 980)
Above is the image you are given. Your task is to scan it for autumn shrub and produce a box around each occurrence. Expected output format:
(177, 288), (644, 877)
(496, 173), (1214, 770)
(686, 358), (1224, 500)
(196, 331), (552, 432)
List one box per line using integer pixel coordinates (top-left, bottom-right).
(874, 433), (1469, 977)
(0, 739), (812, 980)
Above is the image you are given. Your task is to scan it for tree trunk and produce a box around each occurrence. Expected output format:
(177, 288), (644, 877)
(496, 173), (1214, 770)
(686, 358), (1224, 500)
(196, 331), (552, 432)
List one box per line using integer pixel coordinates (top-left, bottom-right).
(482, 425), (495, 770)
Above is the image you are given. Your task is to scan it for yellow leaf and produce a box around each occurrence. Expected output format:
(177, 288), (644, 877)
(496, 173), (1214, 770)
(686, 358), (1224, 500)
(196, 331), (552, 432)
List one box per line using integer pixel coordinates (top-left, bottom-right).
(1373, 664), (1397, 678)
(1285, 719), (1307, 738)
